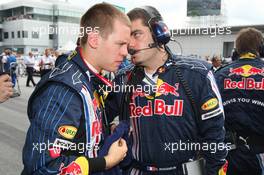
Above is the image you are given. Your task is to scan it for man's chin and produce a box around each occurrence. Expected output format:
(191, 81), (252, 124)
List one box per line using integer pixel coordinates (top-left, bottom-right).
(134, 61), (144, 66)
(132, 57), (142, 65)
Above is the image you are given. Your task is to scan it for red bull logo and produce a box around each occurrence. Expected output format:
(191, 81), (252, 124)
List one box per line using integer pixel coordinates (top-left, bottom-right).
(224, 78), (264, 90)
(131, 80), (180, 99)
(130, 99), (183, 117)
(229, 67), (245, 76)
(248, 67), (264, 75)
(229, 65), (264, 77)
(60, 161), (82, 175)
(156, 82), (179, 96)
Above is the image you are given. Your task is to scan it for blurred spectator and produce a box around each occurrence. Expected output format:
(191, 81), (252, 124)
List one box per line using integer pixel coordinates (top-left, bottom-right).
(1, 49), (9, 72)
(3, 50), (17, 87)
(0, 52), (5, 72)
(54, 50), (61, 59)
(205, 55), (212, 63)
(211, 55), (222, 71)
(39, 49), (54, 77)
(24, 52), (36, 87)
(16, 53), (26, 76)
(50, 50), (59, 64)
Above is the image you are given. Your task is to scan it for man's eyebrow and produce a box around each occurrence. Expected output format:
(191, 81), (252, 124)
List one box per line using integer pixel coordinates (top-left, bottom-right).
(131, 29), (141, 35)
(115, 40), (129, 44)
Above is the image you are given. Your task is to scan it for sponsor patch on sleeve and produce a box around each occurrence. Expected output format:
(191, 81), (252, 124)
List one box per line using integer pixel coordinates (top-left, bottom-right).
(58, 125), (77, 139)
(201, 98), (218, 111)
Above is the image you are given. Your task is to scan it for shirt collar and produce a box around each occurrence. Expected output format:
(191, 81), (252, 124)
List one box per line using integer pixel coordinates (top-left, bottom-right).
(78, 47), (112, 87)
(83, 57), (99, 74)
(240, 52), (257, 59)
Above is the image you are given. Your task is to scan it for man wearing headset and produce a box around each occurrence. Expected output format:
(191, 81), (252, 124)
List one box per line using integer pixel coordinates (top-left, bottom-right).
(106, 6), (227, 175)
(215, 27), (264, 175)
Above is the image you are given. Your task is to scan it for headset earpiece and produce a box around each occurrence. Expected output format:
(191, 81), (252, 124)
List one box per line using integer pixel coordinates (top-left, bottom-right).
(141, 6), (171, 45)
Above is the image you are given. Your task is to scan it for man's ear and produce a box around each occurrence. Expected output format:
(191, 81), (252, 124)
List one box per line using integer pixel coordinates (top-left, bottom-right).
(87, 32), (100, 49)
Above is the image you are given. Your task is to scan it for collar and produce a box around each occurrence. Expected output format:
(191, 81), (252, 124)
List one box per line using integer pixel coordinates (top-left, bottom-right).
(240, 52), (257, 59)
(82, 56), (99, 74)
(152, 51), (173, 77)
(73, 47), (112, 87)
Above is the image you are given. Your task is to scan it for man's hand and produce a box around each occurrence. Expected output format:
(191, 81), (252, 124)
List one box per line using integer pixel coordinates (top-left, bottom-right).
(104, 138), (128, 169)
(0, 74), (13, 103)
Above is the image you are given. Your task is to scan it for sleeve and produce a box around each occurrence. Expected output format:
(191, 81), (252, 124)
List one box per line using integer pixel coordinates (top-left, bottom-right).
(22, 83), (105, 175)
(197, 71), (228, 175)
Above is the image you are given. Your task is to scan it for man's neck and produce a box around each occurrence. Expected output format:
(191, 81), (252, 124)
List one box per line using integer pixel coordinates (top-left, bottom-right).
(144, 51), (168, 75)
(81, 47), (101, 73)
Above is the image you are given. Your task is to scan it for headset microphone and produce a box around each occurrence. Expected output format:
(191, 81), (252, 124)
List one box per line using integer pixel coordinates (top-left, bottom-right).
(128, 43), (158, 55)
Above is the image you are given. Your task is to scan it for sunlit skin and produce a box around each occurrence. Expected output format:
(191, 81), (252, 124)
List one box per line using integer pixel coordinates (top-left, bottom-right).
(129, 19), (168, 74)
(82, 19), (131, 73)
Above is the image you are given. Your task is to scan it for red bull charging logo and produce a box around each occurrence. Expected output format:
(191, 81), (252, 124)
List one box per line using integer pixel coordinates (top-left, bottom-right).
(132, 79), (179, 99)
(225, 65), (264, 90)
(60, 161), (82, 175)
(229, 65), (264, 77)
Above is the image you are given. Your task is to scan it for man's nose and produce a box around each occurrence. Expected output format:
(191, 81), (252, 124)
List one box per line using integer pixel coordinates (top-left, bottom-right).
(121, 45), (128, 56)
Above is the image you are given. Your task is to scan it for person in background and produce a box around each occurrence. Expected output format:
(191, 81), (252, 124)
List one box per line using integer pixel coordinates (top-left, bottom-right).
(24, 52), (36, 87)
(3, 50), (17, 87)
(1, 49), (9, 72)
(211, 55), (222, 71)
(215, 27), (264, 175)
(39, 48), (54, 77)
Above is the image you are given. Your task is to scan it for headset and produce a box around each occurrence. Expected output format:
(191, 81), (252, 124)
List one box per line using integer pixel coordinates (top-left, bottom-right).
(128, 6), (179, 55)
(140, 6), (171, 46)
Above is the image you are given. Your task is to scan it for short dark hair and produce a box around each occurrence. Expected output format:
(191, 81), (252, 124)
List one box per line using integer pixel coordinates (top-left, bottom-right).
(235, 27), (263, 55)
(127, 6), (162, 27)
(80, 2), (130, 47)
(211, 56), (220, 62)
